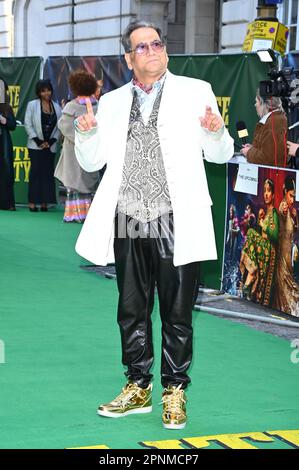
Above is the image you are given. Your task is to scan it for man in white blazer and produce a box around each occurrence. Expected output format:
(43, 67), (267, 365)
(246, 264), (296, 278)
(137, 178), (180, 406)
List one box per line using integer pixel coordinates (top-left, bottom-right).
(74, 20), (234, 430)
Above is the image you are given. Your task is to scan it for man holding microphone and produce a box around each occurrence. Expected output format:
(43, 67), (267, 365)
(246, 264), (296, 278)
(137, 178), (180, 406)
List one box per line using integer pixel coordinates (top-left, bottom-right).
(74, 20), (234, 430)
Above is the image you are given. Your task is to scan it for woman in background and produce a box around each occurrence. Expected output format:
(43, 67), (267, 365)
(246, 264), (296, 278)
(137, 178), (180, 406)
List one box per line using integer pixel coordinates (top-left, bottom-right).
(55, 70), (100, 223)
(273, 176), (299, 316)
(0, 79), (17, 210)
(24, 79), (61, 212)
(239, 178), (279, 306)
(241, 89), (287, 168)
(226, 204), (240, 260)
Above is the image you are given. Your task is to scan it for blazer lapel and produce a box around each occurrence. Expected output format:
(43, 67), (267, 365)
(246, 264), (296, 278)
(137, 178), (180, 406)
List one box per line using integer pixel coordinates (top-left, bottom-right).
(34, 99), (43, 139)
(115, 83), (134, 159)
(157, 70), (176, 127)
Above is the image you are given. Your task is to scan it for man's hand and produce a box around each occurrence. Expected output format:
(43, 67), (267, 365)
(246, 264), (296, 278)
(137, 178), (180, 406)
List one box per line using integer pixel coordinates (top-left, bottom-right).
(0, 115), (7, 125)
(199, 105), (224, 132)
(76, 98), (97, 132)
(287, 140), (299, 157)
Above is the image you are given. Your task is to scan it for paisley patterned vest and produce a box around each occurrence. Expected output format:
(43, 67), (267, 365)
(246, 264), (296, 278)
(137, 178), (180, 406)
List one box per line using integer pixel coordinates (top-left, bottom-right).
(116, 84), (173, 223)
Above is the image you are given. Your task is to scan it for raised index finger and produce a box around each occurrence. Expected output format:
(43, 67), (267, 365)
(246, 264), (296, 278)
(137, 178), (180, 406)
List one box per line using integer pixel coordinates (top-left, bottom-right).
(86, 97), (94, 116)
(205, 105), (212, 115)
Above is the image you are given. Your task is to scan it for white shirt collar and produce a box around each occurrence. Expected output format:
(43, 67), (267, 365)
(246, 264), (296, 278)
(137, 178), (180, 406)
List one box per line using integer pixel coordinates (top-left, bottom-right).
(259, 108), (279, 124)
(130, 69), (168, 96)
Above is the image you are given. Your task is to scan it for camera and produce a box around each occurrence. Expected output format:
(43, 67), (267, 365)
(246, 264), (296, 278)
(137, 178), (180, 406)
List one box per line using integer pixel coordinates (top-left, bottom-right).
(259, 65), (299, 112)
(259, 67), (294, 99)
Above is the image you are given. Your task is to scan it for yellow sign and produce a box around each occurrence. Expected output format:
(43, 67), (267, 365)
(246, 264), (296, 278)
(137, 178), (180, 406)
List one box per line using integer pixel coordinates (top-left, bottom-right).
(13, 145), (30, 183)
(8, 85), (21, 117)
(216, 96), (231, 126)
(69, 429), (299, 450)
(243, 20), (289, 55)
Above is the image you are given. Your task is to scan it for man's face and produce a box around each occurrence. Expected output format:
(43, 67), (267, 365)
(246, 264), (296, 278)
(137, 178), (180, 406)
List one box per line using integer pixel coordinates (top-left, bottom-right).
(125, 27), (168, 79)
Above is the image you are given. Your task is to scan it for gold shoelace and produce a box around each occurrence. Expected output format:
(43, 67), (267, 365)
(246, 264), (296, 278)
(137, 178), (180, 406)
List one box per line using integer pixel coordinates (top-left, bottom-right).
(160, 384), (186, 415)
(113, 383), (143, 408)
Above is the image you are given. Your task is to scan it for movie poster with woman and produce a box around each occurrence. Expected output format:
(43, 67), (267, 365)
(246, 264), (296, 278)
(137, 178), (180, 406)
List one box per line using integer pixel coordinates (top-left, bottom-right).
(223, 163), (299, 317)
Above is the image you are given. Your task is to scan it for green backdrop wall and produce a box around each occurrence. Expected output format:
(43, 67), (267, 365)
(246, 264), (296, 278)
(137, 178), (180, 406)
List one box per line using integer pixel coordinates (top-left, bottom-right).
(3, 53), (269, 288)
(0, 57), (42, 122)
(169, 53), (269, 289)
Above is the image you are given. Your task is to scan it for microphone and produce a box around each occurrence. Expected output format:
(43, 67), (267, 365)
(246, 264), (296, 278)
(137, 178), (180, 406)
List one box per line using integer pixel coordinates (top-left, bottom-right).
(236, 121), (249, 145)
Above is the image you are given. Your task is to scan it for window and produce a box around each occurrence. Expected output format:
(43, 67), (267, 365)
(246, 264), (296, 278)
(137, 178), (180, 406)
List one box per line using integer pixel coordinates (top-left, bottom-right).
(13, 0), (46, 57)
(278, 0), (299, 52)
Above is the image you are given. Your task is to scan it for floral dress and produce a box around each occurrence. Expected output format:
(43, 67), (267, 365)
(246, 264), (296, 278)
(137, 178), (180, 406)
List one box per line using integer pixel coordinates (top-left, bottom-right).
(239, 207), (279, 306)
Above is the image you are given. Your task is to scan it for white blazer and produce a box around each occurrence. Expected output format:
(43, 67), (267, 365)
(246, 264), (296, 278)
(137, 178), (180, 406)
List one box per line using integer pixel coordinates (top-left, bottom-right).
(74, 70), (234, 267)
(24, 99), (62, 153)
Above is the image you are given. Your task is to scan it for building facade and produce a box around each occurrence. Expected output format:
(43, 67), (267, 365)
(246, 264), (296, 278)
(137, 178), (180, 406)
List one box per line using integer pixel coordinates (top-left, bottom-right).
(221, 0), (299, 54)
(0, 0), (219, 57)
(0, 0), (298, 58)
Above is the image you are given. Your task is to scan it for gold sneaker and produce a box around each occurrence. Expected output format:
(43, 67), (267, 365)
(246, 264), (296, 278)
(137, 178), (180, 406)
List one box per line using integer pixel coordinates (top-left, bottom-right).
(160, 384), (187, 429)
(97, 382), (152, 418)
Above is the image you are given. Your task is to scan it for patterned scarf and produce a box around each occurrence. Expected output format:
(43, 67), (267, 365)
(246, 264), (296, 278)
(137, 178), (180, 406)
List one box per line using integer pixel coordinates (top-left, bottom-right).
(132, 72), (166, 94)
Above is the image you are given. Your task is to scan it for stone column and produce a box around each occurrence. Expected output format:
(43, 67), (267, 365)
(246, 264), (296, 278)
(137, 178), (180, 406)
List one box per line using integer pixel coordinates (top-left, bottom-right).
(134, 0), (170, 41)
(185, 0), (217, 53)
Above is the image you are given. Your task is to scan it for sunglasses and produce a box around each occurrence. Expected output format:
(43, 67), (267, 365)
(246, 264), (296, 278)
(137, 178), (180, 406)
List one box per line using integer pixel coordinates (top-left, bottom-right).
(128, 40), (165, 55)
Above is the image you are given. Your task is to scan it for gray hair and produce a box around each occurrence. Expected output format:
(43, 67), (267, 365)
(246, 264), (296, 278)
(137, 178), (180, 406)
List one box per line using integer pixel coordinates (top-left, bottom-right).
(121, 20), (163, 53)
(256, 87), (284, 116)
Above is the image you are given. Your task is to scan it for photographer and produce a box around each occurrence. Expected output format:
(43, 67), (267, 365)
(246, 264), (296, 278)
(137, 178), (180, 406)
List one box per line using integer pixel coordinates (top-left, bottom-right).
(241, 88), (288, 167)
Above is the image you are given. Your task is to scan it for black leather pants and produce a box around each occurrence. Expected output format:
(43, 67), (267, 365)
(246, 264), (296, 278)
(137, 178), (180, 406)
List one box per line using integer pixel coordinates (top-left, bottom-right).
(113, 210), (200, 390)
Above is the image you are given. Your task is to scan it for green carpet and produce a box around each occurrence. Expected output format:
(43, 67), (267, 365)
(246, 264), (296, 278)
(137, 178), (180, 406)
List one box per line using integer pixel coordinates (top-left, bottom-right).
(0, 207), (298, 449)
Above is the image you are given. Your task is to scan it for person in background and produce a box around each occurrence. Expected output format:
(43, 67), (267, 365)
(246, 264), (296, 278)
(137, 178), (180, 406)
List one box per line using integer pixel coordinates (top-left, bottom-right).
(226, 204), (240, 260)
(0, 79), (17, 211)
(61, 98), (70, 109)
(95, 78), (104, 101)
(287, 140), (299, 160)
(24, 79), (61, 212)
(54, 70), (100, 223)
(240, 203), (256, 239)
(93, 77), (107, 182)
(239, 178), (279, 306)
(273, 175), (299, 316)
(240, 89), (288, 167)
